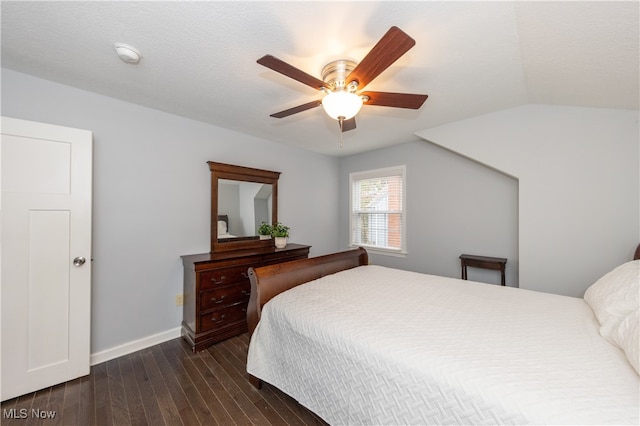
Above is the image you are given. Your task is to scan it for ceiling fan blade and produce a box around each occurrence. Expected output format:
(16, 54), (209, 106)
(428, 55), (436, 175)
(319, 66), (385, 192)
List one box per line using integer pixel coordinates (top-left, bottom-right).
(361, 91), (428, 109)
(341, 117), (356, 132)
(270, 100), (322, 118)
(258, 55), (329, 91)
(346, 26), (416, 90)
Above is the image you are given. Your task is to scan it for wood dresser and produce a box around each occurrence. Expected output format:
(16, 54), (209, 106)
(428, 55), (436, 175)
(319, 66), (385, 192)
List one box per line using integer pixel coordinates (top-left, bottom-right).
(181, 243), (310, 352)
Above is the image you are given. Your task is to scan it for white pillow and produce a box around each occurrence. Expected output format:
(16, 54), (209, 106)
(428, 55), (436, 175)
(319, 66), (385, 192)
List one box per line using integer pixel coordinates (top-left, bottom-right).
(613, 310), (639, 374)
(584, 260), (639, 374)
(584, 260), (639, 336)
(217, 220), (227, 235)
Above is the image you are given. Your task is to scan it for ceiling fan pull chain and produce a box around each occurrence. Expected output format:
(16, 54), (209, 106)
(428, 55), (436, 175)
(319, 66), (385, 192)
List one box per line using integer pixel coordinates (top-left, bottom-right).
(339, 117), (344, 148)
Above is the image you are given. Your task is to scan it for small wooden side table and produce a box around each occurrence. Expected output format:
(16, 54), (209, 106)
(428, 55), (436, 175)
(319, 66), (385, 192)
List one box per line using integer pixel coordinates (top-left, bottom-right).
(459, 254), (507, 286)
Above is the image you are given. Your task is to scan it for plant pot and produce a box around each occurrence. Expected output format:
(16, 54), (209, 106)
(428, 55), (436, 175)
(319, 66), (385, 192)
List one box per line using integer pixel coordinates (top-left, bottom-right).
(259, 235), (271, 240)
(274, 237), (287, 248)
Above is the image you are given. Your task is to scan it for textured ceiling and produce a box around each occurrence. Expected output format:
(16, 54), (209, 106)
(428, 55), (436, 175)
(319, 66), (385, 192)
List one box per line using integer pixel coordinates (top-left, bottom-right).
(2, 1), (638, 156)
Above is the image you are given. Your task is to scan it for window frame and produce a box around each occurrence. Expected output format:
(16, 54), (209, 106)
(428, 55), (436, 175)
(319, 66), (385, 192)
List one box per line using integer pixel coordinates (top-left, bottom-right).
(349, 165), (407, 257)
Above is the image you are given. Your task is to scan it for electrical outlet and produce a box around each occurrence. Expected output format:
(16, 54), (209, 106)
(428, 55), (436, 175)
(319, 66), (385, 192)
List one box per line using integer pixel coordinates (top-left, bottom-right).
(175, 294), (184, 306)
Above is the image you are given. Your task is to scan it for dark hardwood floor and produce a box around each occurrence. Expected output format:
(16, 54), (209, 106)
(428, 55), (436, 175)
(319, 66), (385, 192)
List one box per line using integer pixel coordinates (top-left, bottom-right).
(1, 333), (326, 425)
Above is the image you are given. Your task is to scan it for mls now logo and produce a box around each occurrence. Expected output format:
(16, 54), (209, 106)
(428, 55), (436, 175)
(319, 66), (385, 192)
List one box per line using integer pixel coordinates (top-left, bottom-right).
(3, 408), (56, 419)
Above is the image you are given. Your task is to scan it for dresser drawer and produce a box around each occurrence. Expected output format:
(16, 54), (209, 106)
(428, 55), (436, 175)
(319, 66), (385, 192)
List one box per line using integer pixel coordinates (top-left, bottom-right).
(181, 244), (310, 351)
(199, 303), (248, 332)
(200, 284), (250, 312)
(198, 265), (251, 290)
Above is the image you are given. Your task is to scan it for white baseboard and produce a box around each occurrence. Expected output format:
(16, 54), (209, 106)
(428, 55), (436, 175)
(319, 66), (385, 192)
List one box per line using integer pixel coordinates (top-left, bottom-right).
(90, 327), (182, 366)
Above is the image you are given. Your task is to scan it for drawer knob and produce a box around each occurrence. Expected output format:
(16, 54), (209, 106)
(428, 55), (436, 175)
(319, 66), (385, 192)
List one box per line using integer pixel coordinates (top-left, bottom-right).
(210, 275), (226, 284)
(241, 290), (250, 296)
(210, 296), (225, 304)
(213, 314), (226, 324)
(241, 272), (249, 279)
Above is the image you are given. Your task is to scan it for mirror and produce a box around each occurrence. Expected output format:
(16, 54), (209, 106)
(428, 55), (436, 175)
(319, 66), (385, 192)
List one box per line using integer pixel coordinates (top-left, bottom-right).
(208, 161), (280, 252)
(217, 180), (273, 238)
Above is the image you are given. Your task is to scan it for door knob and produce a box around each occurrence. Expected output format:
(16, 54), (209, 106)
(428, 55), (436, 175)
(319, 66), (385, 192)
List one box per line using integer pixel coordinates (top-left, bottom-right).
(73, 256), (86, 267)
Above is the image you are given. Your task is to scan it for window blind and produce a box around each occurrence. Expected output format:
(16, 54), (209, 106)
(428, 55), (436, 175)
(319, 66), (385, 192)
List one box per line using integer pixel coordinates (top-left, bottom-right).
(350, 166), (405, 253)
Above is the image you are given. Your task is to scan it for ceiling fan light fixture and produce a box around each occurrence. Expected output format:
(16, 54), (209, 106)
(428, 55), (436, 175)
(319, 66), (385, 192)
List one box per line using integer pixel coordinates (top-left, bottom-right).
(258, 26), (427, 135)
(321, 91), (363, 120)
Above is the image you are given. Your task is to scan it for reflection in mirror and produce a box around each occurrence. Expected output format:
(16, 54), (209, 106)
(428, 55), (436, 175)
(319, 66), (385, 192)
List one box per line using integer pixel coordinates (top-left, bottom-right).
(208, 161), (280, 253)
(217, 179), (273, 239)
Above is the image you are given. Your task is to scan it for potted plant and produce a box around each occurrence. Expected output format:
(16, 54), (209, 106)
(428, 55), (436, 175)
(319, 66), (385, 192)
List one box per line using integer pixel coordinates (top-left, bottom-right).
(258, 221), (272, 240)
(270, 222), (290, 248)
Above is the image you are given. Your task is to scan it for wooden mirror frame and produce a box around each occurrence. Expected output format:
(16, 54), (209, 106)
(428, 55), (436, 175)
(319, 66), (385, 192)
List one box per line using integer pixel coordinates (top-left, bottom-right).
(208, 161), (280, 253)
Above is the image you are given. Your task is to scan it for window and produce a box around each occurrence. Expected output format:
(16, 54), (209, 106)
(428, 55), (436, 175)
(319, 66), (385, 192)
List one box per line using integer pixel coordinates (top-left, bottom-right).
(350, 165), (406, 255)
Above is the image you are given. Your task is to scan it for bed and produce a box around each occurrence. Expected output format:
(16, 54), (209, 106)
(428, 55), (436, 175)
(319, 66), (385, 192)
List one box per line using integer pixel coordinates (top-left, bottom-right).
(246, 247), (639, 425)
(216, 214), (237, 238)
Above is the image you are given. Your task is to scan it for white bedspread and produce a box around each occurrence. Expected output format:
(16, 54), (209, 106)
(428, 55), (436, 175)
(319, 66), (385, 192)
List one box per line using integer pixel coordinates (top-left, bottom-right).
(247, 265), (639, 425)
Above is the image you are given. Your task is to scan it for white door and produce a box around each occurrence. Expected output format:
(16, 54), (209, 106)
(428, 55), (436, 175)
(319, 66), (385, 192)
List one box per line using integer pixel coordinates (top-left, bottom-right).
(1, 117), (92, 401)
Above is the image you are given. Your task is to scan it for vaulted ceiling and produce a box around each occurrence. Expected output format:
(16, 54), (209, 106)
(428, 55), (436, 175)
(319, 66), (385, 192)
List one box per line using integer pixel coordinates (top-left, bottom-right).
(2, 1), (638, 156)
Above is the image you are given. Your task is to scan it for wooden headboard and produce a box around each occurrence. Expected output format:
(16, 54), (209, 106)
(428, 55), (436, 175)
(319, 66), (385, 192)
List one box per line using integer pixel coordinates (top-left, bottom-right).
(634, 243), (640, 261)
(247, 247), (368, 336)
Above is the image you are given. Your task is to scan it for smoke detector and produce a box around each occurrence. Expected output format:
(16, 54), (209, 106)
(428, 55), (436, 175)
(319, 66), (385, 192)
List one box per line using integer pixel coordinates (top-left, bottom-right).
(114, 43), (142, 64)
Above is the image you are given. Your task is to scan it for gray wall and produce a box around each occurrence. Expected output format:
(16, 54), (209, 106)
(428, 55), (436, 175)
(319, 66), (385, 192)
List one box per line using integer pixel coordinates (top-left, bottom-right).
(2, 69), (341, 354)
(339, 140), (519, 287)
(417, 105), (639, 297)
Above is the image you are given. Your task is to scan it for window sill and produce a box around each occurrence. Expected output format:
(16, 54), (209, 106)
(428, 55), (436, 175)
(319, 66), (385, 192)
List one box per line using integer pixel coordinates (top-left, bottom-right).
(350, 245), (407, 258)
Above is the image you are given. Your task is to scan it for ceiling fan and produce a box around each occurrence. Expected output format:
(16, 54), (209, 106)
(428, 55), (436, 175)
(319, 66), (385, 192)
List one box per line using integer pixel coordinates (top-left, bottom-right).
(257, 26), (428, 133)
